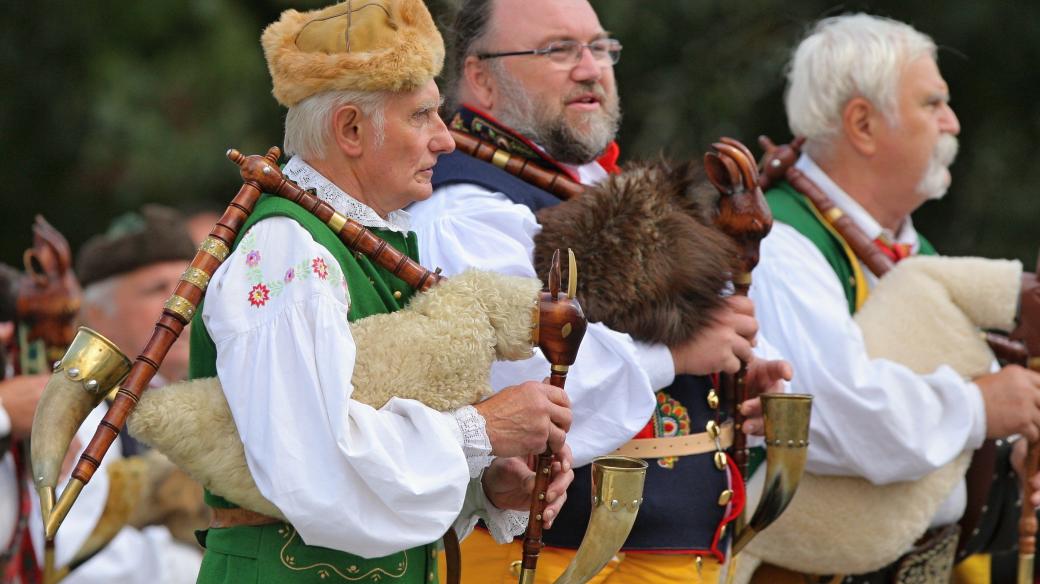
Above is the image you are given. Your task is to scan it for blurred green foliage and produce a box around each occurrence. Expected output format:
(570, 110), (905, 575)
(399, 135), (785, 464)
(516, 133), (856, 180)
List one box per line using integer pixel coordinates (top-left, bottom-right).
(2, 1), (1037, 269)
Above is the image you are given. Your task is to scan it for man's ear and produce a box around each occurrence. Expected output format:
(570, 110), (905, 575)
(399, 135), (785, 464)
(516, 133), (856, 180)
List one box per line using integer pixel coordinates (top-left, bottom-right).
(842, 97), (880, 157)
(331, 105), (364, 157)
(462, 55), (496, 110)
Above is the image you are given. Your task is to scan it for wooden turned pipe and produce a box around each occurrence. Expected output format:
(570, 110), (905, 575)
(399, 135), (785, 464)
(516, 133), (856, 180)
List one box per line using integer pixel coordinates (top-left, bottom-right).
(448, 129), (585, 202)
(520, 250), (587, 583)
(226, 149), (445, 292)
(52, 146), (448, 537)
(49, 147), (280, 537)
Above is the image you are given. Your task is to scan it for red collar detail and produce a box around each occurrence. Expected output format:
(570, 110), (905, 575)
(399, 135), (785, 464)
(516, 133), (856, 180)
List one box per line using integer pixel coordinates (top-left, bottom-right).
(597, 141), (621, 175)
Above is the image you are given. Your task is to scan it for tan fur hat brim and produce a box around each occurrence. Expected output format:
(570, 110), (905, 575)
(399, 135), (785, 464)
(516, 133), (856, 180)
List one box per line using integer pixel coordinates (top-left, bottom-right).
(262, 0), (445, 107)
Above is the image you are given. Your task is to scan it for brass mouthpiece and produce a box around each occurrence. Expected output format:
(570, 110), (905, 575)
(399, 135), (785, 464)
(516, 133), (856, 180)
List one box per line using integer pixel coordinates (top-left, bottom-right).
(45, 478), (85, 540)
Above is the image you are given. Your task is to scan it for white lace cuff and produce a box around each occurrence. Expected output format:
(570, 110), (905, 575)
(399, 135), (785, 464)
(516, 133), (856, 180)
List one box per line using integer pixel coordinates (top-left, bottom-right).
(452, 476), (529, 543)
(479, 488), (529, 543)
(449, 405), (494, 478)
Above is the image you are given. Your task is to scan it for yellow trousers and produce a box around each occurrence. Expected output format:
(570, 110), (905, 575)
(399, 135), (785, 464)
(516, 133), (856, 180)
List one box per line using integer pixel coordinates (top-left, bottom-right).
(441, 529), (721, 584)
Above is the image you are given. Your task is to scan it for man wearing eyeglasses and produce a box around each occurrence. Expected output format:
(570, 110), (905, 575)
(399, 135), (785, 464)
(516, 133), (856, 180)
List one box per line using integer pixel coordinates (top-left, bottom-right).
(408, 1), (783, 582)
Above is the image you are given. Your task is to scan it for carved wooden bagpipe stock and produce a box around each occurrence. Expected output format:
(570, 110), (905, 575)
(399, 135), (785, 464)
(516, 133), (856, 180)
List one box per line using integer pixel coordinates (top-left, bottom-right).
(759, 135), (1040, 582)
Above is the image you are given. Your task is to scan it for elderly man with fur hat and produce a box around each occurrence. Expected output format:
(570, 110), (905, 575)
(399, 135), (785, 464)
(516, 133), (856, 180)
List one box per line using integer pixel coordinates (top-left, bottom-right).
(187, 2), (576, 583)
(744, 13), (1040, 583)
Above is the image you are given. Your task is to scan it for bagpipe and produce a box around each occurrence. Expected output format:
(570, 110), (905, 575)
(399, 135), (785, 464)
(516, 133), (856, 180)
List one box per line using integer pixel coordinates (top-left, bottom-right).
(29, 147), (650, 584)
(454, 128), (814, 557)
(729, 136), (1040, 582)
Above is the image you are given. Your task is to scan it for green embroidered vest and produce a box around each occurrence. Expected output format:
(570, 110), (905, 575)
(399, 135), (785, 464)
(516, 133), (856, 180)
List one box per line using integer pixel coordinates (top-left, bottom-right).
(189, 196), (435, 584)
(766, 180), (936, 316)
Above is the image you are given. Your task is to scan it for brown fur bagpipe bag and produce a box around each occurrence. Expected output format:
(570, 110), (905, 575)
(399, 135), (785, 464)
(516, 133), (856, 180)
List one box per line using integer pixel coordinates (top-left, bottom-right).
(533, 159), (737, 345)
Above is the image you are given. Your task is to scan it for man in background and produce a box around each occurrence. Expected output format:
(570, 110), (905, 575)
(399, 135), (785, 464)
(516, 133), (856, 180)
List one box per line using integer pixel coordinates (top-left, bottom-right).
(750, 14), (1040, 582)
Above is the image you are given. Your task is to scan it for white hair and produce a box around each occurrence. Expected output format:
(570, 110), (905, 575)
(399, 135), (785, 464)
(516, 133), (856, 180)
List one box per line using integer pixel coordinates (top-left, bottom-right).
(785, 14), (937, 160)
(82, 277), (119, 319)
(283, 89), (387, 159)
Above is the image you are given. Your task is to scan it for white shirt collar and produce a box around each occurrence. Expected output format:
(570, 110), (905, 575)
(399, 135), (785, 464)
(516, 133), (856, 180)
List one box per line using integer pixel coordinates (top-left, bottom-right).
(283, 155), (412, 233)
(560, 160), (609, 186)
(795, 154), (918, 249)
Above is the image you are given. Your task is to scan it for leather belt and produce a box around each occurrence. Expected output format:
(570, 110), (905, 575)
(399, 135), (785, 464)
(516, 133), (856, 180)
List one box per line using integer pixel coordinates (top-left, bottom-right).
(753, 523), (960, 584)
(612, 420), (734, 459)
(209, 507), (281, 529)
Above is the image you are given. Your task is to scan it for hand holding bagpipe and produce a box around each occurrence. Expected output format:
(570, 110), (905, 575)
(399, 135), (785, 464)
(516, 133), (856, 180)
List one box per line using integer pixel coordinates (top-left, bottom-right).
(517, 249), (586, 583)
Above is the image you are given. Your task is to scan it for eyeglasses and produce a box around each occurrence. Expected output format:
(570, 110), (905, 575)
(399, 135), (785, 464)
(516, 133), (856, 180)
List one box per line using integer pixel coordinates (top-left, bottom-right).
(477, 38), (622, 66)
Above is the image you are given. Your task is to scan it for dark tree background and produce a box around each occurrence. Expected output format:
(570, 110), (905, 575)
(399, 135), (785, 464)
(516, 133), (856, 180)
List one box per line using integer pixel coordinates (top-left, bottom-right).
(2, 1), (1037, 269)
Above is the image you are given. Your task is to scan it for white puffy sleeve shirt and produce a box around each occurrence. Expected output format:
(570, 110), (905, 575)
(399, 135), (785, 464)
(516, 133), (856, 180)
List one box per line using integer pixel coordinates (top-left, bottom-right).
(202, 216), (478, 558)
(750, 223), (987, 495)
(409, 183), (671, 467)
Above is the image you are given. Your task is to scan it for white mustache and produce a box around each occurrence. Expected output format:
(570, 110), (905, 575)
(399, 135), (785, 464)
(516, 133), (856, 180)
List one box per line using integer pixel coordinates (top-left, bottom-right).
(917, 134), (959, 201)
(934, 134), (959, 167)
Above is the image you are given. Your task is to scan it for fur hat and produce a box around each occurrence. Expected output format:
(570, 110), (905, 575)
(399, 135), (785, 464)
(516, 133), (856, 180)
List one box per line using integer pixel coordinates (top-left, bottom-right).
(76, 205), (196, 287)
(534, 160), (736, 347)
(262, 0), (445, 107)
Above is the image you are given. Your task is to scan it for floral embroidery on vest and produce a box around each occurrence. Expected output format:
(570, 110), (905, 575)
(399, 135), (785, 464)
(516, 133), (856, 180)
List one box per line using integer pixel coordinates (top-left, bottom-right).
(239, 229), (345, 308)
(653, 391), (691, 469)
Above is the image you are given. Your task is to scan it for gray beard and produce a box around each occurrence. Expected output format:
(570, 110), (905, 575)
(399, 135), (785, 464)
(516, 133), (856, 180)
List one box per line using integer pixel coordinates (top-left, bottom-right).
(490, 65), (621, 165)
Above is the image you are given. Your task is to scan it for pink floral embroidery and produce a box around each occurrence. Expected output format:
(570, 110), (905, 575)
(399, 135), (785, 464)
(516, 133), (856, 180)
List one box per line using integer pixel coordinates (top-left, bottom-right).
(248, 283), (270, 307)
(284, 268), (295, 283)
(311, 257), (329, 280)
(245, 250), (261, 267)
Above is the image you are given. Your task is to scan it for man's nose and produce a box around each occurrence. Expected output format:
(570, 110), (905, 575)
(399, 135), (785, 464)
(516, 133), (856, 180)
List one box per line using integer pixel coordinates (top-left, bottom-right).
(430, 112), (455, 155)
(570, 45), (603, 83)
(940, 103), (960, 136)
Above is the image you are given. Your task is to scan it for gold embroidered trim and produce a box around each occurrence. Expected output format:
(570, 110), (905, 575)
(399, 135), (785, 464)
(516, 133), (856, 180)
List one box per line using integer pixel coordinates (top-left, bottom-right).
(277, 525), (409, 581)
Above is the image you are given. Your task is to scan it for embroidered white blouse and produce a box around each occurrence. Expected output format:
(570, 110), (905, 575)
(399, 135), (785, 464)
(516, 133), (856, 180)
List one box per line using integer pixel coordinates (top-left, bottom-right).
(201, 156), (523, 558)
(749, 154), (987, 527)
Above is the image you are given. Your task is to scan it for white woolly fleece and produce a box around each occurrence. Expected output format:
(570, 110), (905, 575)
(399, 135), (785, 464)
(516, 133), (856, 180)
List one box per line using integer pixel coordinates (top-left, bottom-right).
(128, 269), (540, 515)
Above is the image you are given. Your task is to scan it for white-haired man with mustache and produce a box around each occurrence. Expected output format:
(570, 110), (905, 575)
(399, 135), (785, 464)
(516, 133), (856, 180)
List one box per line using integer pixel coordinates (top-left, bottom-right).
(748, 13), (1040, 583)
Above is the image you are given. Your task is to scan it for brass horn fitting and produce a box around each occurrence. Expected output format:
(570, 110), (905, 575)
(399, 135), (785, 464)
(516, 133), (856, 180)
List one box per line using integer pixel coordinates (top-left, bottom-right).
(732, 393), (812, 555)
(552, 456), (648, 584)
(53, 327), (132, 397)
